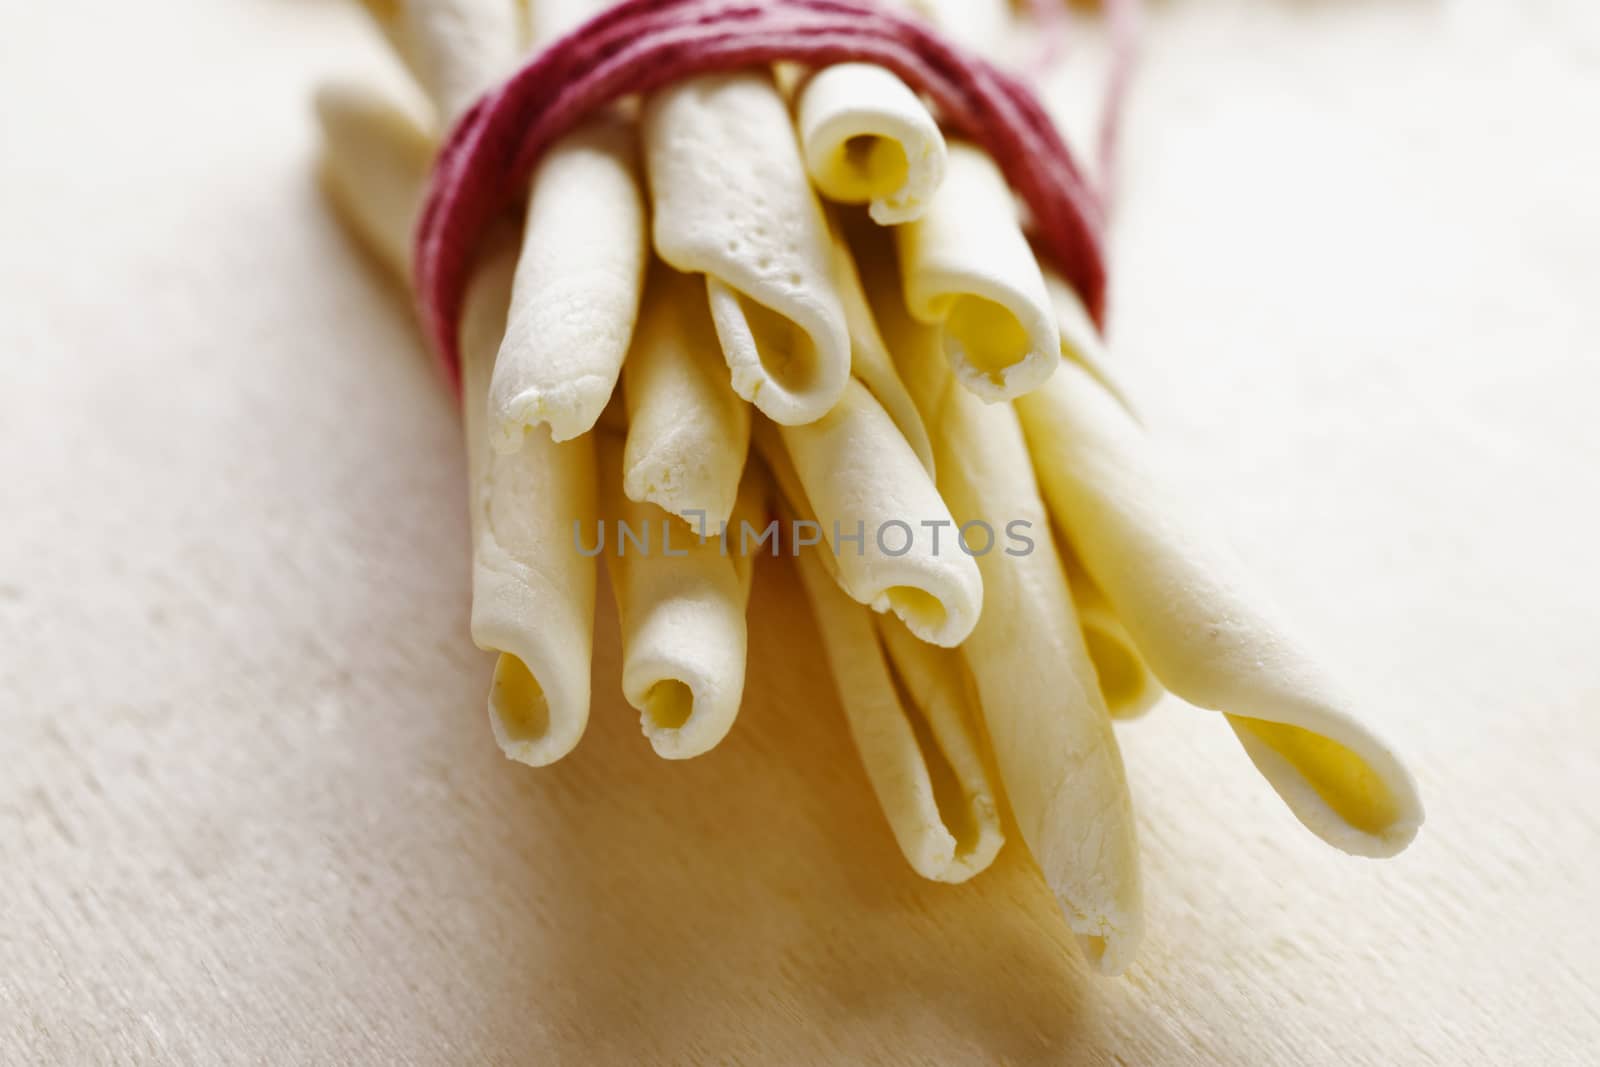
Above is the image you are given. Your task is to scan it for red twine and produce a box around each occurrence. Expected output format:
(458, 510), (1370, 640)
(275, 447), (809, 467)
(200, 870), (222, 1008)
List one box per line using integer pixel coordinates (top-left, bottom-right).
(415, 0), (1112, 392)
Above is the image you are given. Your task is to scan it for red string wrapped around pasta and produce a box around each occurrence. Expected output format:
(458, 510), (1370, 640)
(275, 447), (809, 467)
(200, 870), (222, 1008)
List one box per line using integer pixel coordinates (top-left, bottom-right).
(414, 0), (1110, 392)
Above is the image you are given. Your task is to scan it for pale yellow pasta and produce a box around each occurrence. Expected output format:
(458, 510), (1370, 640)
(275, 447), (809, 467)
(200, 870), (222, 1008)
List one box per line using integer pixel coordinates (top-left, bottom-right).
(1017, 357), (1425, 857)
(356, 0), (522, 125)
(1060, 540), (1163, 721)
(1043, 268), (1138, 415)
(317, 82), (598, 766)
(491, 116), (647, 448)
(725, 458), (768, 599)
(777, 379), (983, 648)
(797, 63), (947, 225)
(598, 434), (750, 760)
(827, 218), (936, 477)
(1033, 273), (1158, 718)
(750, 418), (811, 527)
(622, 265), (752, 526)
(896, 143), (1060, 402)
(642, 72), (852, 426)
(875, 251), (1144, 976)
(873, 614), (1005, 875)
(313, 82), (434, 283)
(749, 416), (856, 617)
(463, 243), (599, 767)
(791, 508), (1003, 884)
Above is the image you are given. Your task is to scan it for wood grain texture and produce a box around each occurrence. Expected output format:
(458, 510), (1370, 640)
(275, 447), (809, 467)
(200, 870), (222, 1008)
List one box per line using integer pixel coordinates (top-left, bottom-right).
(3, 0), (1598, 1063)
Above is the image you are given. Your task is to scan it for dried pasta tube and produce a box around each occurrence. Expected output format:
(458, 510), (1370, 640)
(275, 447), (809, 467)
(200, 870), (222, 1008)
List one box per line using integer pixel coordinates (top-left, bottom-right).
(1017, 357), (1425, 857)
(598, 434), (749, 760)
(792, 515), (1004, 883)
(797, 63), (947, 225)
(751, 418), (811, 523)
(490, 116), (647, 448)
(1043, 267), (1138, 415)
(462, 243), (598, 767)
(877, 254), (1144, 976)
(750, 417), (845, 591)
(777, 379), (983, 648)
(874, 615), (1005, 875)
(895, 142), (1059, 403)
(725, 459), (770, 598)
(1034, 271), (1158, 718)
(1060, 539), (1163, 721)
(312, 90), (594, 765)
(356, 0), (522, 125)
(827, 219), (935, 476)
(622, 265), (752, 526)
(643, 72), (852, 426)
(314, 82), (434, 283)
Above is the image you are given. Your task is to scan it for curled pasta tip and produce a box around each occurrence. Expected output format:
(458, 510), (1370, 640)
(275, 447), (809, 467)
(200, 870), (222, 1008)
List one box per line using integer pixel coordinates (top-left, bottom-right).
(797, 63), (948, 225)
(1017, 357), (1425, 857)
(483, 647), (588, 767)
(599, 434), (751, 761)
(490, 117), (647, 448)
(463, 245), (599, 767)
(778, 379), (984, 648)
(623, 265), (753, 527)
(643, 72), (853, 427)
(873, 615), (1006, 880)
(897, 142), (1061, 402)
(1230, 711), (1422, 858)
(414, 0), (1108, 394)
(790, 506), (1004, 884)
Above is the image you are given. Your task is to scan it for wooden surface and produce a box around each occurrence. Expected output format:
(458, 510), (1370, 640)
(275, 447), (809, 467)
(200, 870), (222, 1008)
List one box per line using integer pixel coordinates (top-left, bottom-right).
(4, 1), (1599, 1063)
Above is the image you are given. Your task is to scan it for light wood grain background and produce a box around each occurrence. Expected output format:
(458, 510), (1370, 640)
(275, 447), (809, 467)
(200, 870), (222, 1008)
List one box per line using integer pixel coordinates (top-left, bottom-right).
(3, 0), (1598, 1063)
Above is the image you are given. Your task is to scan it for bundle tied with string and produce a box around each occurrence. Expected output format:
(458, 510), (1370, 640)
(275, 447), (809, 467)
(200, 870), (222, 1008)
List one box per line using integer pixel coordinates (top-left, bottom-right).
(414, 0), (1117, 391)
(317, 0), (1424, 981)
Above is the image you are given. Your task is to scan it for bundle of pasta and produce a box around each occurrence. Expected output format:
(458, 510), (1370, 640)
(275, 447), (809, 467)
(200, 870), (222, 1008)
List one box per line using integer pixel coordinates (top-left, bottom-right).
(316, 0), (1423, 976)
